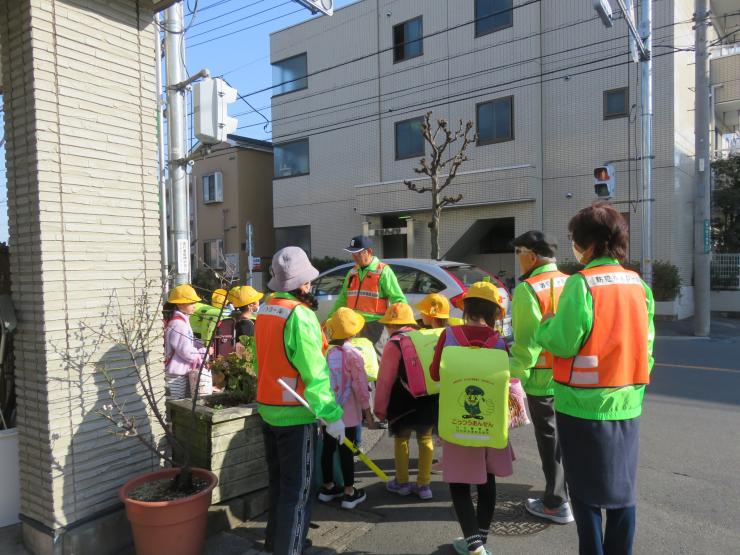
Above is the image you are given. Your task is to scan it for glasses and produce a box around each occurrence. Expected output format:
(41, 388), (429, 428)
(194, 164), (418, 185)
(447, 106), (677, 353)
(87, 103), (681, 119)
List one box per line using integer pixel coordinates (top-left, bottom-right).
(514, 247), (533, 255)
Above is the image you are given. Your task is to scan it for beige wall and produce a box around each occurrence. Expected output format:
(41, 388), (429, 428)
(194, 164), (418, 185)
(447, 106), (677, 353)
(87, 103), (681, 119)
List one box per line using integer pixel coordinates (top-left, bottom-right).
(1, 0), (163, 545)
(193, 141), (274, 283)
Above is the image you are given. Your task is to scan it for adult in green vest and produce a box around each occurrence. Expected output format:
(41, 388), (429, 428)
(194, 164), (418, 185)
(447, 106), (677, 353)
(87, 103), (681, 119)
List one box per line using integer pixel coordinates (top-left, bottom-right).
(509, 231), (573, 525)
(328, 235), (407, 348)
(536, 203), (654, 555)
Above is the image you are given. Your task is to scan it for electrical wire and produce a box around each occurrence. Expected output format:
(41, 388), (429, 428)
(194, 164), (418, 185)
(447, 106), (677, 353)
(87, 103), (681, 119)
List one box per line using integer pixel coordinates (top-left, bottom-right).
(188, 7), (307, 48)
(188, 2), (292, 40)
(190, 0), (268, 28)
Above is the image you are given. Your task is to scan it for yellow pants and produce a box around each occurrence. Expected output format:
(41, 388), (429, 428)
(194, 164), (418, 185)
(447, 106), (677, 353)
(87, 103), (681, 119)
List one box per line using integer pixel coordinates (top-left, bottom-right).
(394, 426), (434, 486)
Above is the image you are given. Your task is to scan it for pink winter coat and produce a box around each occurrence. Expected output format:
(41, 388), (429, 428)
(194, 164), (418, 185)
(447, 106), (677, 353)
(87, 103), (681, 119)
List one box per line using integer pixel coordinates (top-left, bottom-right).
(165, 312), (205, 376)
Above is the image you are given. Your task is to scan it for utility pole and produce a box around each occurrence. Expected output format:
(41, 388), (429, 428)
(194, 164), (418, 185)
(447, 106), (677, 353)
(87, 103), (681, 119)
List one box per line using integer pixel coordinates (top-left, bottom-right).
(694, 0), (711, 336)
(246, 222), (254, 286)
(154, 12), (170, 291)
(164, 3), (190, 285)
(638, 0), (653, 288)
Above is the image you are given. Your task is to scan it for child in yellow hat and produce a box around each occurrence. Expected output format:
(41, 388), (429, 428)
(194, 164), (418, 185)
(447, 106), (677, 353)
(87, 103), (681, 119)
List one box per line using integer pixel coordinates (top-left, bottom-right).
(428, 282), (514, 555)
(165, 284), (207, 400)
(416, 293), (451, 329)
(319, 308), (377, 509)
(228, 286), (264, 340)
(374, 303), (437, 500)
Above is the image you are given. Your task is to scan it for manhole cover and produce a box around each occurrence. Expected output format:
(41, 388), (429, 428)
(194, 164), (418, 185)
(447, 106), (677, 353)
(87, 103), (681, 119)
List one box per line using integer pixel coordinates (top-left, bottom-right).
(451, 491), (551, 537)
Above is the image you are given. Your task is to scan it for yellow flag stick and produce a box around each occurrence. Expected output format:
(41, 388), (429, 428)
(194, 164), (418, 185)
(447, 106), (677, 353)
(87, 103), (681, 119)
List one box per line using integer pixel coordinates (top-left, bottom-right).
(277, 378), (389, 482)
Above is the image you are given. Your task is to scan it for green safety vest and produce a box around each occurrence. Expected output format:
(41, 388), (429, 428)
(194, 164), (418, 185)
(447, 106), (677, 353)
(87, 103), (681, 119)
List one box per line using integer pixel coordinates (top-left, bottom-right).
(439, 346), (510, 448)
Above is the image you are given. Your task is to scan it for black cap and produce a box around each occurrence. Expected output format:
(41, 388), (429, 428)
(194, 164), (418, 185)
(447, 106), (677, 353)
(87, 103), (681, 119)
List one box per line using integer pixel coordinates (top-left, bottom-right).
(512, 231), (558, 258)
(344, 235), (373, 253)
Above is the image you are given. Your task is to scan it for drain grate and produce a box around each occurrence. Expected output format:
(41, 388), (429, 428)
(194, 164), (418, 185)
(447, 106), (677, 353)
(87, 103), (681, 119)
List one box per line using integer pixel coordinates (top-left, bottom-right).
(452, 491), (552, 537)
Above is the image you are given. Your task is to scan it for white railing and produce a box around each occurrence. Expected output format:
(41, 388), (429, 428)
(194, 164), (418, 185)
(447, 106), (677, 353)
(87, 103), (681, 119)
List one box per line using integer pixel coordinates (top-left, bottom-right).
(711, 253), (740, 290)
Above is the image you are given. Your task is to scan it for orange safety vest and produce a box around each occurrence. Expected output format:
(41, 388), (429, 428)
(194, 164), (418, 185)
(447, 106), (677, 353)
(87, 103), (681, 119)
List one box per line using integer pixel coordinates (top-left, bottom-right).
(552, 266), (650, 389)
(346, 262), (388, 315)
(255, 297), (306, 406)
(524, 270), (568, 369)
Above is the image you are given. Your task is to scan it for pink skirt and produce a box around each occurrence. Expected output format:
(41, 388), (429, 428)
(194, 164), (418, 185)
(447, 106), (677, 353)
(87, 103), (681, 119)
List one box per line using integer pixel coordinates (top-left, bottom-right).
(441, 440), (515, 484)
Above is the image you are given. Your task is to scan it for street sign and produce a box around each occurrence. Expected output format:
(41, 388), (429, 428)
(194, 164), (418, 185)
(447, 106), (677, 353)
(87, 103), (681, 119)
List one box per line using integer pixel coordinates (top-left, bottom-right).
(703, 219), (711, 253)
(293, 0), (333, 16)
(176, 239), (189, 275)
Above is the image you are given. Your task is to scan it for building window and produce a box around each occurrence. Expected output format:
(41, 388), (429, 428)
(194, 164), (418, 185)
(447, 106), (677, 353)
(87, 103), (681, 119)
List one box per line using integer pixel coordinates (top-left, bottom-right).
(202, 172), (223, 204)
(477, 96), (514, 144)
(275, 225), (312, 258)
(604, 87), (629, 119)
(393, 16), (423, 63)
(272, 53), (307, 96)
(274, 138), (310, 178)
(203, 239), (224, 269)
(395, 117), (425, 160)
(475, 0), (513, 37)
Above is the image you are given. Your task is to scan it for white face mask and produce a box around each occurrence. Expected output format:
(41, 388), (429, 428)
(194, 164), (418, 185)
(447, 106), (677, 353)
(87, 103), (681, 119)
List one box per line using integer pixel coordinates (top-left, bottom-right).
(571, 242), (585, 264)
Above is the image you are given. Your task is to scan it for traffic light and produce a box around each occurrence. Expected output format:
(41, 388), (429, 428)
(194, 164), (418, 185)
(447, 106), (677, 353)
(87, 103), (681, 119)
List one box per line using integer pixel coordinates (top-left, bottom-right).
(193, 77), (238, 145)
(293, 0), (333, 16)
(594, 164), (615, 199)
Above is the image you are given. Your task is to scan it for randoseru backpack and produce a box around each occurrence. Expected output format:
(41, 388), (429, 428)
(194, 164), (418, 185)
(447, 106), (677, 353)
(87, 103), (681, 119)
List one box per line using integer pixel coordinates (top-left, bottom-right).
(327, 346), (353, 406)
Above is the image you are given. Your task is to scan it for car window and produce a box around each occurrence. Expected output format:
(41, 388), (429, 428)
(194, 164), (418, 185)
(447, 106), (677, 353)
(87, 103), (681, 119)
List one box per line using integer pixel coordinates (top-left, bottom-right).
(444, 265), (492, 288)
(312, 268), (347, 296)
(414, 271), (445, 295)
(390, 265), (419, 295)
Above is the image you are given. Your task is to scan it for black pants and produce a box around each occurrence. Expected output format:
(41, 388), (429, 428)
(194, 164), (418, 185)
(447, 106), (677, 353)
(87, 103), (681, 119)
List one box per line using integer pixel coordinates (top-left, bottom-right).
(262, 422), (317, 555)
(570, 497), (636, 555)
(449, 473), (496, 548)
(527, 394), (567, 508)
(321, 425), (358, 487)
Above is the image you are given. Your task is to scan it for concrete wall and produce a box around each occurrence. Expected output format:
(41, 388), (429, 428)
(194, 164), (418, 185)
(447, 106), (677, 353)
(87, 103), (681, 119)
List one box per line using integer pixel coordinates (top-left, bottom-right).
(0, 0), (162, 551)
(270, 0), (697, 291)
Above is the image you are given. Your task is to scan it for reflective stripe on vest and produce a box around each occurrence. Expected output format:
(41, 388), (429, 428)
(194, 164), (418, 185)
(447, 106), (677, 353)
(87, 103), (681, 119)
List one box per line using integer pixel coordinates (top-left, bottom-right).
(524, 271), (567, 369)
(255, 298), (307, 406)
(346, 262), (388, 315)
(552, 266), (650, 389)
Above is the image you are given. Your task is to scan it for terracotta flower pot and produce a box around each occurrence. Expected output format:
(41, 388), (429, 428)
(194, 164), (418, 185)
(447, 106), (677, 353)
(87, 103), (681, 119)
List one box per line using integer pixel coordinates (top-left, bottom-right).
(120, 467), (218, 555)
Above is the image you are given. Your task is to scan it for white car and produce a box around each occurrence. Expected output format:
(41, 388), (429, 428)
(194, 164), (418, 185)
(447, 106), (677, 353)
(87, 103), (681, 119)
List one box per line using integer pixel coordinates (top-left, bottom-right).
(311, 259), (513, 339)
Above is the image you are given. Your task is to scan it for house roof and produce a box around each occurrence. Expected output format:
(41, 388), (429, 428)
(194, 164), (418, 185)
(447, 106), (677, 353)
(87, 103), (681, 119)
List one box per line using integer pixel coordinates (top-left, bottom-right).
(226, 134), (273, 151)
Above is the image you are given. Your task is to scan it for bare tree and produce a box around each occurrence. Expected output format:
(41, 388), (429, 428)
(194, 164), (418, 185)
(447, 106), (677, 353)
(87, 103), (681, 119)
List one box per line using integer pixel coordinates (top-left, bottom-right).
(404, 111), (476, 260)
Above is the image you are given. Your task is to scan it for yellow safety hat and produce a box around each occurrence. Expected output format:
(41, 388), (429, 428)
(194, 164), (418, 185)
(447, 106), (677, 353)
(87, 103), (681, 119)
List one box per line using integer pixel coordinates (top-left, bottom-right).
(326, 307), (365, 340)
(415, 293), (451, 319)
(211, 288), (228, 308)
(167, 284), (201, 305)
(378, 302), (417, 326)
(459, 281), (506, 316)
(228, 286), (264, 308)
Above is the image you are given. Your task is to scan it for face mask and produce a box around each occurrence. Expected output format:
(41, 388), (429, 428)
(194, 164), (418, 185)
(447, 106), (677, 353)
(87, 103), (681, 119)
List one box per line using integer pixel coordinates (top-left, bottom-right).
(571, 242), (585, 264)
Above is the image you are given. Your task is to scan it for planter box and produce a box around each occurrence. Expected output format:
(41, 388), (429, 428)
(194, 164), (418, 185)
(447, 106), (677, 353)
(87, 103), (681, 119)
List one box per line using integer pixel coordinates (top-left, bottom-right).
(167, 399), (266, 505)
(0, 428), (20, 527)
(654, 286), (694, 321)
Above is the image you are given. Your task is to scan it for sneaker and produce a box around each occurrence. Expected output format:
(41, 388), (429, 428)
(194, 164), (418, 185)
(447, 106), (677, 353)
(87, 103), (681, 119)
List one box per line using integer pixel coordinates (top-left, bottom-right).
(317, 484), (344, 502)
(385, 479), (412, 496)
(413, 483), (433, 500)
(341, 487), (367, 509)
(524, 497), (575, 524)
(451, 537), (490, 555)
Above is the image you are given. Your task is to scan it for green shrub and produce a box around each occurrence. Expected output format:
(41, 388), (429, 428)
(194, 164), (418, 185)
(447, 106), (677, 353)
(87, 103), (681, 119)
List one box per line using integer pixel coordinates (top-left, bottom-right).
(651, 261), (681, 301)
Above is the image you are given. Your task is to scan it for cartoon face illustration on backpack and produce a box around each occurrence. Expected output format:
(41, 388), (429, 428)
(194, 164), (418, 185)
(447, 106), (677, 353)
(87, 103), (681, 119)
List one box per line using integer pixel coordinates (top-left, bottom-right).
(459, 385), (486, 420)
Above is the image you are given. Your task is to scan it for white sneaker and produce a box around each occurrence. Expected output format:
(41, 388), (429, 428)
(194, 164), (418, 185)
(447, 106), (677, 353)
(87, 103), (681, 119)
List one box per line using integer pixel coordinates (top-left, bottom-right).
(524, 497), (575, 524)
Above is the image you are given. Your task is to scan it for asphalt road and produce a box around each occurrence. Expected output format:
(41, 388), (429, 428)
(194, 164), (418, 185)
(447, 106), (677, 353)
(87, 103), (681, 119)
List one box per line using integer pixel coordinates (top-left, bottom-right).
(345, 318), (740, 555)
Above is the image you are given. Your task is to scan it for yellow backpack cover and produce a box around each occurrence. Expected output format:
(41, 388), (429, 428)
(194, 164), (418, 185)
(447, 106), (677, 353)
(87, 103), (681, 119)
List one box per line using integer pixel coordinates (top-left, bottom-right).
(439, 346), (510, 448)
(405, 328), (444, 395)
(350, 337), (379, 382)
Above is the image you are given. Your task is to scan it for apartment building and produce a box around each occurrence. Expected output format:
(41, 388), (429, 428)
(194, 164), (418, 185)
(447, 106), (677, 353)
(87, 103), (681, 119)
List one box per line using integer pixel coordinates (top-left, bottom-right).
(191, 135), (274, 288)
(270, 0), (739, 307)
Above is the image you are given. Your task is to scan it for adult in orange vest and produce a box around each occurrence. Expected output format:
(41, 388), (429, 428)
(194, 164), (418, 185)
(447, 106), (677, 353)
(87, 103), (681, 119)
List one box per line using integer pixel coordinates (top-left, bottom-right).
(328, 235), (407, 348)
(509, 231), (573, 525)
(535, 203), (655, 555)
(256, 246), (345, 555)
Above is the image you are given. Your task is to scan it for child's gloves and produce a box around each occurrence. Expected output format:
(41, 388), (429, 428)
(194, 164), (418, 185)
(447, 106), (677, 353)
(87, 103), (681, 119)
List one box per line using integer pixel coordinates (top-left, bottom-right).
(325, 419), (346, 444)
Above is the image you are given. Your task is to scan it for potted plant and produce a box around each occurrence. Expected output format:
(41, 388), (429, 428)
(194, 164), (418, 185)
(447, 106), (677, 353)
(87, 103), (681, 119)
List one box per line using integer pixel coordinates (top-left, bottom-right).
(167, 336), (265, 507)
(91, 278), (234, 555)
